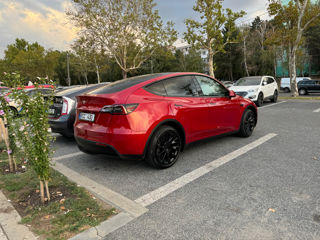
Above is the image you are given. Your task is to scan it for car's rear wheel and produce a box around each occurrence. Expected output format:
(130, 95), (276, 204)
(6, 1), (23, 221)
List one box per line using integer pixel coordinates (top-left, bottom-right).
(146, 126), (181, 169)
(299, 88), (307, 95)
(284, 87), (290, 93)
(238, 109), (256, 137)
(271, 90), (278, 103)
(255, 93), (264, 107)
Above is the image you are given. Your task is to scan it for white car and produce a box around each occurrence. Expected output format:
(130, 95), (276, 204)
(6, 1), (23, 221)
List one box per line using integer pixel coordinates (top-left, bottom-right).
(230, 76), (279, 107)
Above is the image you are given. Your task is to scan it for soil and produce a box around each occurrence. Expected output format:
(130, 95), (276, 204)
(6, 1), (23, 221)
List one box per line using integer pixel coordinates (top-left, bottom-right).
(12, 185), (75, 217)
(0, 163), (26, 175)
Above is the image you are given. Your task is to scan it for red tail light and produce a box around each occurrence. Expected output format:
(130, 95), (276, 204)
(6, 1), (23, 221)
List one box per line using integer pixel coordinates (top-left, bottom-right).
(100, 104), (139, 115)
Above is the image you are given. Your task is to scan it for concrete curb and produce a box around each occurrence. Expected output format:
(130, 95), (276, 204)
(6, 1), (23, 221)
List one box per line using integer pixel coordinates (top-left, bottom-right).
(52, 161), (148, 218)
(0, 191), (37, 240)
(52, 160), (148, 240)
(70, 212), (134, 240)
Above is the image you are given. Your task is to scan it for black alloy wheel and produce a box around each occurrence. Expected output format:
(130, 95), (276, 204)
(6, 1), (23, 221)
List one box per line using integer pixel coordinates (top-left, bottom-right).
(146, 126), (181, 169)
(238, 109), (256, 137)
(256, 93), (264, 107)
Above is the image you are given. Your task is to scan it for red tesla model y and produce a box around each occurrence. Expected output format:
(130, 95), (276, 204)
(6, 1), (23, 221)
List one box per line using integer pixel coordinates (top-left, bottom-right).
(74, 73), (257, 168)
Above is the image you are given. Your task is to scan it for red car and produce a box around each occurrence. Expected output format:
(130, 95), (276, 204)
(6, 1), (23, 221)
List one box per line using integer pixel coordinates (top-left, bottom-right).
(74, 73), (257, 168)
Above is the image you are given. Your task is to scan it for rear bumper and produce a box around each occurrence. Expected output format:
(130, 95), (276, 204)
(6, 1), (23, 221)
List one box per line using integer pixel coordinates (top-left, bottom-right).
(49, 115), (74, 136)
(75, 136), (143, 160)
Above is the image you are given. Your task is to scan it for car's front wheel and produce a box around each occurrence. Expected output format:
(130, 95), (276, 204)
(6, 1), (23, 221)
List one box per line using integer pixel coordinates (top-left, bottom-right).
(238, 109), (256, 137)
(146, 126), (182, 169)
(255, 93), (264, 107)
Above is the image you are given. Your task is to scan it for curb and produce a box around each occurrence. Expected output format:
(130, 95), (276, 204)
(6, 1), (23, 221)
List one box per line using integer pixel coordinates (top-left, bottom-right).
(52, 160), (148, 240)
(0, 191), (37, 240)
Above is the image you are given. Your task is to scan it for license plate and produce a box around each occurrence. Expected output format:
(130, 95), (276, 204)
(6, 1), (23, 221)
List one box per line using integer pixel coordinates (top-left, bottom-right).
(49, 108), (55, 114)
(79, 112), (95, 122)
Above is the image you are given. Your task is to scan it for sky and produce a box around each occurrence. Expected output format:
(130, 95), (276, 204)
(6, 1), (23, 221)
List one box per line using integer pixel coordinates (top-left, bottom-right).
(0, 0), (269, 58)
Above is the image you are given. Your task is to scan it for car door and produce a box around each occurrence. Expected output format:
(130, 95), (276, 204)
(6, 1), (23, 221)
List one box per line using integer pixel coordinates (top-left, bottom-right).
(267, 77), (276, 96)
(162, 75), (212, 143)
(194, 75), (240, 135)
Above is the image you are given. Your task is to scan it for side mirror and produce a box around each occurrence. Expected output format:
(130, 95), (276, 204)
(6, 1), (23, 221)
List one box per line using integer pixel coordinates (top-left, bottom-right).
(229, 90), (236, 98)
(262, 81), (267, 86)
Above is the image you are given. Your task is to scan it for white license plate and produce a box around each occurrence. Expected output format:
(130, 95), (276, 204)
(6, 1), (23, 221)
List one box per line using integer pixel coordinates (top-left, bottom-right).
(79, 112), (95, 122)
(49, 108), (55, 114)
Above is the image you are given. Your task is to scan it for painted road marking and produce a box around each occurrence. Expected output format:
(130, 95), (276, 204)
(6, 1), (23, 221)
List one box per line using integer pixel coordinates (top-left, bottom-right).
(53, 151), (85, 161)
(313, 108), (320, 113)
(135, 133), (277, 207)
(259, 101), (287, 109)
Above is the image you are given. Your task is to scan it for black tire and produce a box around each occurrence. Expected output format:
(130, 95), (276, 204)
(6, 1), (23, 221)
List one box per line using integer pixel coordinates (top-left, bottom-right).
(255, 93), (264, 107)
(146, 126), (182, 169)
(238, 109), (256, 138)
(284, 87), (290, 93)
(271, 90), (278, 103)
(298, 88), (307, 95)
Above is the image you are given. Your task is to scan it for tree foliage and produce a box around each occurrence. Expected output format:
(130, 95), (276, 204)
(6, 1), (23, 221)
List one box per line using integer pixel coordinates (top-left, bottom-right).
(268, 0), (320, 96)
(184, 0), (245, 78)
(68, 0), (177, 78)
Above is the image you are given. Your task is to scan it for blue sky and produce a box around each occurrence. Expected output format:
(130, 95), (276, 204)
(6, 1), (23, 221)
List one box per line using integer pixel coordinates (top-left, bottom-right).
(0, 0), (269, 58)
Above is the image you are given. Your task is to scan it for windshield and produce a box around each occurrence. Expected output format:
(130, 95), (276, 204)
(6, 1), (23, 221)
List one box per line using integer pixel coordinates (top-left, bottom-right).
(234, 77), (261, 86)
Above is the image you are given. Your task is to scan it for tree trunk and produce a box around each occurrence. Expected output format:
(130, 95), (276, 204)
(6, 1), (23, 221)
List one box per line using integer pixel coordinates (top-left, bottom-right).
(289, 49), (299, 97)
(208, 49), (215, 78)
(243, 37), (249, 77)
(122, 70), (127, 79)
(94, 57), (101, 84)
(84, 72), (88, 85)
(40, 180), (45, 203)
(45, 180), (50, 201)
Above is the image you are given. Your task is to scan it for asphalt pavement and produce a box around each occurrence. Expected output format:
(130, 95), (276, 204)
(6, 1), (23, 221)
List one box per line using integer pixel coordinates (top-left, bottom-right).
(52, 100), (320, 239)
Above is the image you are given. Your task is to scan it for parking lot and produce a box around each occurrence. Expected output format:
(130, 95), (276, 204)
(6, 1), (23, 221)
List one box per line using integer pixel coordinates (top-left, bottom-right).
(52, 100), (320, 239)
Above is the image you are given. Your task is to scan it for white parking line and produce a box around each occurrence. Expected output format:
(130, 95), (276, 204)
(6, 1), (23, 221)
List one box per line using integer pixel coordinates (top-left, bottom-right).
(53, 151), (84, 161)
(313, 108), (320, 113)
(135, 133), (277, 207)
(259, 101), (287, 109)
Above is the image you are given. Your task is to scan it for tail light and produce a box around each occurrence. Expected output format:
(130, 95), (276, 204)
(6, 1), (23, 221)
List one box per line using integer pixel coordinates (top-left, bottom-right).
(100, 104), (139, 115)
(61, 97), (75, 115)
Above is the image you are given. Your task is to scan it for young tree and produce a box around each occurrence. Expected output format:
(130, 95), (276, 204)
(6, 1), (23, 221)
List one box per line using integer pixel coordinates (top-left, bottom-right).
(184, 0), (245, 78)
(268, 0), (320, 96)
(68, 0), (177, 79)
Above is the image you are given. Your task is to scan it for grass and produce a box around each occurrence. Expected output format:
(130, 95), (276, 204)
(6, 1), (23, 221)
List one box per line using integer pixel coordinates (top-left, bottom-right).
(279, 96), (320, 100)
(0, 152), (117, 240)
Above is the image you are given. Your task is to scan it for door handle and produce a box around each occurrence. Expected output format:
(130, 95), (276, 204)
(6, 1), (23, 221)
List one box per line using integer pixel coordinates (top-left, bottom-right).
(209, 102), (216, 106)
(174, 104), (183, 107)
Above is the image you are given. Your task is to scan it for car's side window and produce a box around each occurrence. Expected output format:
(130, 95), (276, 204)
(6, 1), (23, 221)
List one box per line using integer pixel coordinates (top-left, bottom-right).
(145, 81), (167, 96)
(267, 77), (274, 84)
(194, 76), (229, 97)
(163, 76), (198, 97)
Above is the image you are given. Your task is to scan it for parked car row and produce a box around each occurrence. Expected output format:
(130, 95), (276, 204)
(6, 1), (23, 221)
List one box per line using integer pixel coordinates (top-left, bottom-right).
(48, 83), (107, 137)
(71, 73), (257, 168)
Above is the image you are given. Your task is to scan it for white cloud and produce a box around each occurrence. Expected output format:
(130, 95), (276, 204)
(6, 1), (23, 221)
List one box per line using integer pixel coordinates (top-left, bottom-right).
(0, 0), (78, 57)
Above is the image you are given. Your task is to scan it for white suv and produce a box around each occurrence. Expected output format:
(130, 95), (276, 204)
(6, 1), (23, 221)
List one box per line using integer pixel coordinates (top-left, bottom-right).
(230, 76), (279, 107)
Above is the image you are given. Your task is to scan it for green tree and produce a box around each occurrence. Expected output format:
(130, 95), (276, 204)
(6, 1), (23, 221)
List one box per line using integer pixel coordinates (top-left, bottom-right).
(68, 0), (177, 79)
(184, 0), (245, 78)
(3, 39), (60, 82)
(268, 0), (320, 96)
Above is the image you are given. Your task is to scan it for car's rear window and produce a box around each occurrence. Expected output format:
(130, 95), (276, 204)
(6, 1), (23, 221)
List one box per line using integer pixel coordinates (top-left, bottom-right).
(91, 73), (169, 94)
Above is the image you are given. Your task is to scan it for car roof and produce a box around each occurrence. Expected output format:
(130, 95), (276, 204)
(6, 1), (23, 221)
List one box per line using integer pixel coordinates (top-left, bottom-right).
(55, 83), (108, 99)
